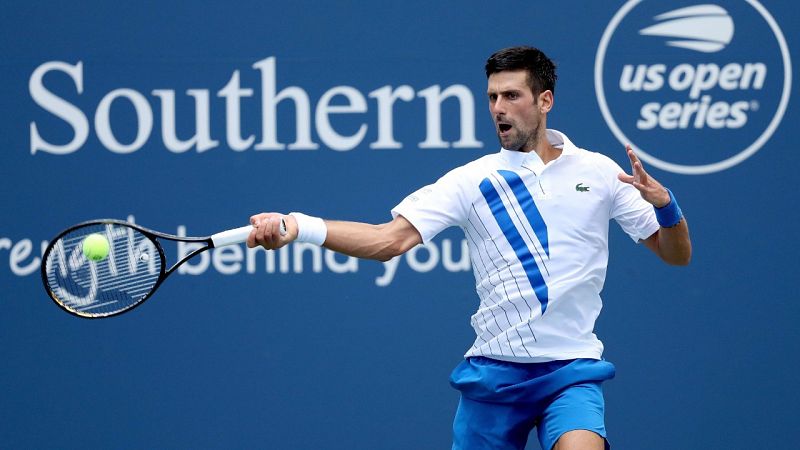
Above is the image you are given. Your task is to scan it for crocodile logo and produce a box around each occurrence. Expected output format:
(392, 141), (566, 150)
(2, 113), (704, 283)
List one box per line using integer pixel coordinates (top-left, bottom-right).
(576, 183), (590, 192)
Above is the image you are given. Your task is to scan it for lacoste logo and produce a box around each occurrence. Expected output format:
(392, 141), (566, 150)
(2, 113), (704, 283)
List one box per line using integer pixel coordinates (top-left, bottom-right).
(576, 183), (590, 192)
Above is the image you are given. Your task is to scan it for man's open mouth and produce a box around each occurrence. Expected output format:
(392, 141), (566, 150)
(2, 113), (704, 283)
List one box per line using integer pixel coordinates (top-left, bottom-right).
(498, 123), (512, 134)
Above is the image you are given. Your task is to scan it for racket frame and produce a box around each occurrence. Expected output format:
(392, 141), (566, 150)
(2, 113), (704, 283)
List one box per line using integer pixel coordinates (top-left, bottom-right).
(41, 219), (217, 319)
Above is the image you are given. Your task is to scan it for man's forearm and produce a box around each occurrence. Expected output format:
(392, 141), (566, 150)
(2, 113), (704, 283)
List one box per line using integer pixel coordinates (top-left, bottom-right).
(654, 219), (692, 266)
(323, 217), (422, 262)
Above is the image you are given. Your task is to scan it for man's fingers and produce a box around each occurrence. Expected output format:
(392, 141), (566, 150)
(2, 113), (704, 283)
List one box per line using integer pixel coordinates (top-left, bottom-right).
(633, 162), (651, 192)
(624, 145), (642, 183)
(269, 217), (281, 241)
(622, 145), (670, 206)
(626, 144), (639, 165)
(254, 219), (268, 247)
(250, 213), (267, 226)
(619, 171), (648, 195)
(246, 213), (291, 250)
(262, 218), (276, 247)
(627, 145), (649, 179)
(248, 214), (266, 248)
(246, 229), (256, 248)
(634, 161), (648, 182)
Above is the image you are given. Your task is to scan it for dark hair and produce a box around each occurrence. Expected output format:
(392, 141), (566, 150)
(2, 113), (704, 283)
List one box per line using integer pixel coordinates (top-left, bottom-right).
(485, 46), (557, 96)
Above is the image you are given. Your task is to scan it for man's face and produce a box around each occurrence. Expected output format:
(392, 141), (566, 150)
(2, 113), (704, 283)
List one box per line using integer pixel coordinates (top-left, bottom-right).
(487, 70), (545, 152)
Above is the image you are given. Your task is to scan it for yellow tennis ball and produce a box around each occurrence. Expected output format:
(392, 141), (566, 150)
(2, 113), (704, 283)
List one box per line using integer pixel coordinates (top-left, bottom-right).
(82, 233), (110, 261)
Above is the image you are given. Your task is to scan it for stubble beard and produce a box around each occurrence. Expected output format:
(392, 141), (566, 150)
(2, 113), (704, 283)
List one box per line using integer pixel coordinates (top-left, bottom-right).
(498, 121), (541, 152)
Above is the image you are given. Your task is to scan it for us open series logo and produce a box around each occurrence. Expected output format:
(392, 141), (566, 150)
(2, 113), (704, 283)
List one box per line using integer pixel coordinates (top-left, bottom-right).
(595, 0), (791, 174)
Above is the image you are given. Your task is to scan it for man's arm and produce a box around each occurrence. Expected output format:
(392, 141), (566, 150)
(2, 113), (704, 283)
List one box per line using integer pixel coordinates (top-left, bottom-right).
(640, 219), (691, 266)
(618, 145), (692, 266)
(246, 212), (422, 262)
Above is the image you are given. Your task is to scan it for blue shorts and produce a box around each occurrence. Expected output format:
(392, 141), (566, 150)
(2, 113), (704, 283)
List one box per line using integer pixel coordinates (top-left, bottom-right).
(449, 357), (616, 450)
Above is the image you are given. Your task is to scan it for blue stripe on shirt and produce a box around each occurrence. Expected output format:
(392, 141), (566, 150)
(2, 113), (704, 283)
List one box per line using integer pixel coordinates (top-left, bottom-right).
(497, 170), (549, 257)
(479, 177), (549, 314)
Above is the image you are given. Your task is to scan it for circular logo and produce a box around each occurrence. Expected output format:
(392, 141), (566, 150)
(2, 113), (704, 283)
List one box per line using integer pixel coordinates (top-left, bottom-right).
(595, 0), (791, 174)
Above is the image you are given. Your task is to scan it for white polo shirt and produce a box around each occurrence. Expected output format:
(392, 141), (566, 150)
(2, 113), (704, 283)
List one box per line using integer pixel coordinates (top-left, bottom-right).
(392, 129), (660, 362)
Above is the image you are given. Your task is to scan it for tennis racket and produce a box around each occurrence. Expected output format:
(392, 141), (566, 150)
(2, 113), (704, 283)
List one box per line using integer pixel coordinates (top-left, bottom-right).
(40, 218), (285, 319)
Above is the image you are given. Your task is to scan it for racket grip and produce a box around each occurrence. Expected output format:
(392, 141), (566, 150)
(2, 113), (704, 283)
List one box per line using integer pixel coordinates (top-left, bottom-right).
(211, 219), (287, 247)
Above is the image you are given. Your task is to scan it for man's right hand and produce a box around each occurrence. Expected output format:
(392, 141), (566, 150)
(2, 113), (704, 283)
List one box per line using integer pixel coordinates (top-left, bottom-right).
(246, 212), (297, 250)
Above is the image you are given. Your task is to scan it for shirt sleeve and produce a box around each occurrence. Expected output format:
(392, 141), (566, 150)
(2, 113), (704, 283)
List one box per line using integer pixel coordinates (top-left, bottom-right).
(391, 167), (471, 244)
(604, 157), (661, 242)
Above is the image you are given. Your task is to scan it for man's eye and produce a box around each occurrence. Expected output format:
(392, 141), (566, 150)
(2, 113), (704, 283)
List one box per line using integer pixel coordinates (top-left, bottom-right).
(508, 93), (518, 100)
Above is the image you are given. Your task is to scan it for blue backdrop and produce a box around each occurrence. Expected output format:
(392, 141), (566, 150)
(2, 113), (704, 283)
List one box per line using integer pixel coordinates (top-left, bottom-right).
(2, 1), (798, 448)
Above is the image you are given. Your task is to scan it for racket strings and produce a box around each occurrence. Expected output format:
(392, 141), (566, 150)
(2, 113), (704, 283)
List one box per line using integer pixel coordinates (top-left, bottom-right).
(44, 224), (163, 317)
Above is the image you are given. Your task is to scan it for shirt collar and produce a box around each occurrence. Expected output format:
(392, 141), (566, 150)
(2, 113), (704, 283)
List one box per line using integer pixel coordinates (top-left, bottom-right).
(500, 129), (579, 166)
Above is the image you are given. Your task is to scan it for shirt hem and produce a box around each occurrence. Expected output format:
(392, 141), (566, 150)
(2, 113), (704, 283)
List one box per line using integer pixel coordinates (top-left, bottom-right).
(467, 350), (603, 363)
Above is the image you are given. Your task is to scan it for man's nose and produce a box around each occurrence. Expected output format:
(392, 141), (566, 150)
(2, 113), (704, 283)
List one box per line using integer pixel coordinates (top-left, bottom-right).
(492, 97), (506, 114)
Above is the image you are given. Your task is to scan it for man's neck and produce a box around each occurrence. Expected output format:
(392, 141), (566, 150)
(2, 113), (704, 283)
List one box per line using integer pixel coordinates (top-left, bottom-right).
(521, 131), (562, 164)
(533, 142), (562, 165)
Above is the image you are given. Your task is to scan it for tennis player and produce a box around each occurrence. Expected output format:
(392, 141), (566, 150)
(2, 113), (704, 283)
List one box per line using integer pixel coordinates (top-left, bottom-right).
(247, 46), (692, 450)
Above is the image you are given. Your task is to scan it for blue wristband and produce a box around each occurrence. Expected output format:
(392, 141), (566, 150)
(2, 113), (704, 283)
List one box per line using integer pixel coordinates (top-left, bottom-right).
(654, 189), (683, 228)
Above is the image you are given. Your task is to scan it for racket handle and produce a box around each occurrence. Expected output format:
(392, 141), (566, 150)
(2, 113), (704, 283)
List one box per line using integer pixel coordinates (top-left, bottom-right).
(211, 219), (287, 247)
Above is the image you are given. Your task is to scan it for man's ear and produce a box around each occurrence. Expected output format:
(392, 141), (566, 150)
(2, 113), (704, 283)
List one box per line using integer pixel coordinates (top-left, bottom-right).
(538, 90), (554, 114)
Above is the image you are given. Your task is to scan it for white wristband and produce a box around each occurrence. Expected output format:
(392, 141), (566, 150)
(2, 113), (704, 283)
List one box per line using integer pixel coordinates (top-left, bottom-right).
(289, 212), (328, 246)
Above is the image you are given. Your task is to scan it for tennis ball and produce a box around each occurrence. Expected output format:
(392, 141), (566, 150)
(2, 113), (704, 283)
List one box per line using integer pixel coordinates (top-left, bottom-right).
(82, 233), (110, 262)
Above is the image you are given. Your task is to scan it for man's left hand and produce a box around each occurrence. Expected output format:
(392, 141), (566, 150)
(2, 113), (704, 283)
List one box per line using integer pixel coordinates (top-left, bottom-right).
(617, 144), (670, 207)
